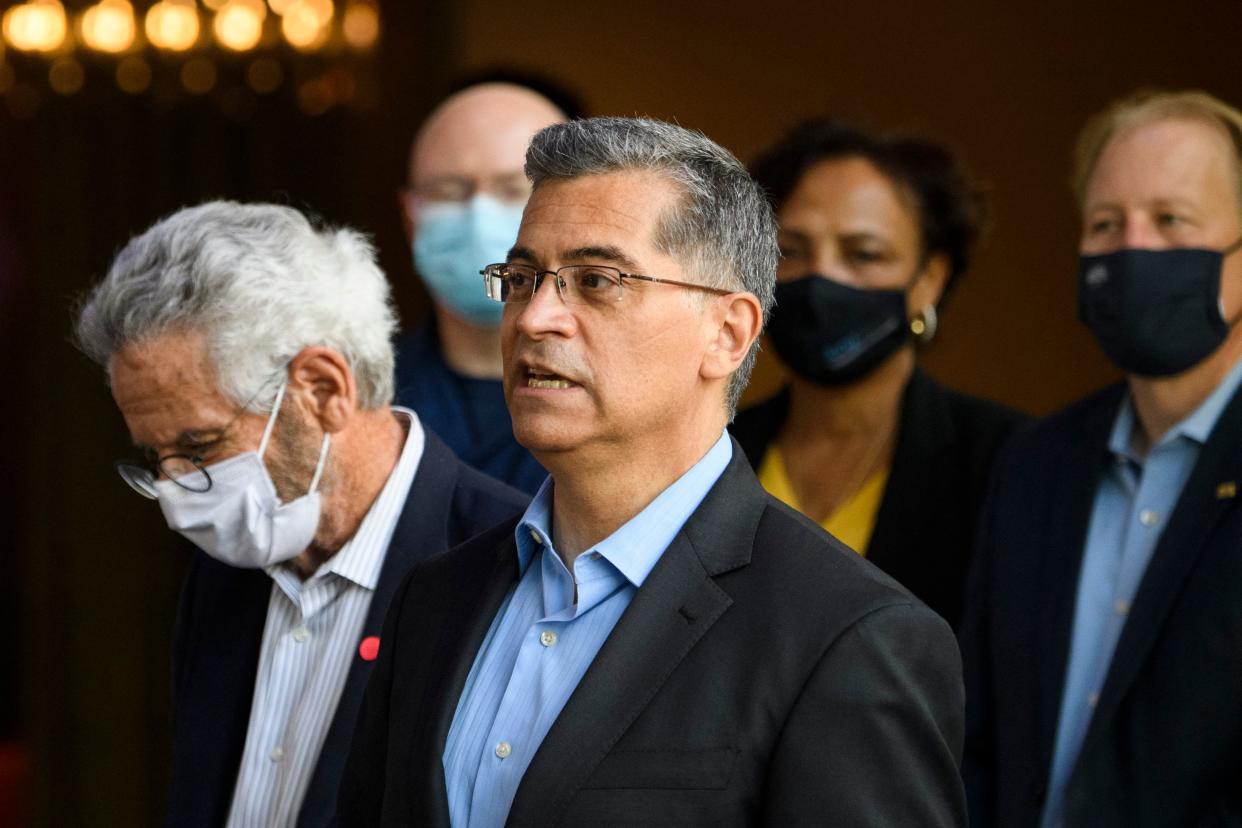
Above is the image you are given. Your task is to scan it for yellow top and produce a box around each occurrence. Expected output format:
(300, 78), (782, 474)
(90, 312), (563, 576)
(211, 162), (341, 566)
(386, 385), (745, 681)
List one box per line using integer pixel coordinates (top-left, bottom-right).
(756, 444), (890, 555)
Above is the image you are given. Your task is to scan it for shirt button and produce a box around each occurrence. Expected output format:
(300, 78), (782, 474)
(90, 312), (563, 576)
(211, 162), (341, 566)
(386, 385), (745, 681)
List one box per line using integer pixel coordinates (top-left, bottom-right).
(540, 630), (558, 647)
(495, 742), (512, 759)
(291, 627), (310, 643)
(1139, 509), (1158, 527)
(269, 746), (285, 762)
(1088, 692), (1100, 708)
(1114, 599), (1130, 615)
(528, 529), (542, 545)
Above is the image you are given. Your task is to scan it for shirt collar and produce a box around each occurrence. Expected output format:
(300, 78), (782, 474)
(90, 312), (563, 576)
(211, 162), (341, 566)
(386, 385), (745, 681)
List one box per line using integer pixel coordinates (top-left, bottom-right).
(1109, 353), (1242, 460)
(513, 431), (733, 589)
(277, 406), (426, 591)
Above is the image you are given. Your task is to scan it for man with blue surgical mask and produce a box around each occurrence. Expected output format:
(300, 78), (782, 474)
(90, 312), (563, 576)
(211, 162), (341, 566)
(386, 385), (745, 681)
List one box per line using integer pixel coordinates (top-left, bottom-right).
(962, 90), (1242, 827)
(396, 81), (568, 494)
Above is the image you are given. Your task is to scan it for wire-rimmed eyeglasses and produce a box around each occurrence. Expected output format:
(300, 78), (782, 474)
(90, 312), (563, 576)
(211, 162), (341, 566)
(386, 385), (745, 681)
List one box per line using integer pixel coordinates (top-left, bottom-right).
(481, 262), (731, 308)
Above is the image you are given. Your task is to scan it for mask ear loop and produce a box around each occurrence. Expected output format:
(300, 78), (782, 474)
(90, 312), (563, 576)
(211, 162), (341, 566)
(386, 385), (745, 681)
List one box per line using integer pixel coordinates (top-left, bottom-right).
(258, 379), (289, 458)
(307, 434), (331, 494)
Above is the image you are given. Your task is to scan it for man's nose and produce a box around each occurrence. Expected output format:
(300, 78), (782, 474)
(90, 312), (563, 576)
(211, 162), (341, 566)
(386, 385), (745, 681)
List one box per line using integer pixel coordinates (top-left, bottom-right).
(514, 274), (575, 338)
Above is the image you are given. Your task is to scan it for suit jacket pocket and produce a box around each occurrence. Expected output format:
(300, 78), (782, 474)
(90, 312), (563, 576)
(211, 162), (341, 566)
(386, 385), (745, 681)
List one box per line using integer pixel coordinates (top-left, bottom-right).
(581, 748), (738, 791)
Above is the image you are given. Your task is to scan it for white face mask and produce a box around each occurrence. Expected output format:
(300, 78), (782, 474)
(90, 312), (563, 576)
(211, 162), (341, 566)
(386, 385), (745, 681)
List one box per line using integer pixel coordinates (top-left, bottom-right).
(154, 381), (331, 569)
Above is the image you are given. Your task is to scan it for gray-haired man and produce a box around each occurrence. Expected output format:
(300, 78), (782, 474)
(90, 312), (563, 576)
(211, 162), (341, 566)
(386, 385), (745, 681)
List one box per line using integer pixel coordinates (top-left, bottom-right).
(75, 202), (527, 828)
(339, 117), (966, 826)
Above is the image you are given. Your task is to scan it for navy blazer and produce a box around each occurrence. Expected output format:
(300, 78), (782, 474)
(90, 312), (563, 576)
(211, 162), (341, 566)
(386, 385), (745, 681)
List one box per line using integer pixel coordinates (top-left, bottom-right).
(338, 438), (966, 826)
(961, 382), (1242, 827)
(165, 428), (529, 828)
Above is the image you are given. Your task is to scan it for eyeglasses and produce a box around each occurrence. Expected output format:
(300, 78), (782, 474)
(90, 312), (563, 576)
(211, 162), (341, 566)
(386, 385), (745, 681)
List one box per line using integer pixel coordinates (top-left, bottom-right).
(114, 371), (286, 500)
(481, 263), (731, 308)
(403, 172), (532, 206)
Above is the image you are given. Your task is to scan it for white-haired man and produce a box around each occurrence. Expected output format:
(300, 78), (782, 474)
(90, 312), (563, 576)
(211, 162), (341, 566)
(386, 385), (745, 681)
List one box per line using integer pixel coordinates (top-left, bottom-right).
(341, 117), (965, 826)
(395, 81), (567, 494)
(75, 201), (527, 828)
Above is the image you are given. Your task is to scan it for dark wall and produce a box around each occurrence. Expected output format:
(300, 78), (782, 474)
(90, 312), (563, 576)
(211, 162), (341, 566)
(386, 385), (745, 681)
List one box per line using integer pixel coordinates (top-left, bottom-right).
(10, 0), (1241, 825)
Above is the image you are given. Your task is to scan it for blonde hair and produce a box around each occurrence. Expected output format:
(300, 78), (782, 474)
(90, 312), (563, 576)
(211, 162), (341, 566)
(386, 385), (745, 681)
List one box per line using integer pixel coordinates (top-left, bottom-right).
(1073, 89), (1242, 213)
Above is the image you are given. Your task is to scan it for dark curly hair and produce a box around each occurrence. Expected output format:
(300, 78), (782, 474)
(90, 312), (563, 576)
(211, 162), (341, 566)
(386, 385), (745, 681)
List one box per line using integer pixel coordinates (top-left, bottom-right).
(749, 119), (986, 298)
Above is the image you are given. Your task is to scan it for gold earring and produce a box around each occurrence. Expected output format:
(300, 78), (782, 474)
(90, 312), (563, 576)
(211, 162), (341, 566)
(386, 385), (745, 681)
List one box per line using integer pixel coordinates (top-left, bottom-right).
(910, 304), (938, 344)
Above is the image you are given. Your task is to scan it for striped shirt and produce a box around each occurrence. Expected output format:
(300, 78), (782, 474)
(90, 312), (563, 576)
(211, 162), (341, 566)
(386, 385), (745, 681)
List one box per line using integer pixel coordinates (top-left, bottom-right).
(225, 408), (425, 828)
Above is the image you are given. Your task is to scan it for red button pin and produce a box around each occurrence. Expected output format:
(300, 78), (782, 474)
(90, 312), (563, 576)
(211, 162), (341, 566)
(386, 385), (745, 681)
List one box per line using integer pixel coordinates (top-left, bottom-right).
(358, 636), (380, 662)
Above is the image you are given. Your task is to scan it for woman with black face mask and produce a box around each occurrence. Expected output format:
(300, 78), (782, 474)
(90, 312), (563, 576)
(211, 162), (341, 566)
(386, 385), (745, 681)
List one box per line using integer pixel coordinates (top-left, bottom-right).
(730, 119), (1028, 628)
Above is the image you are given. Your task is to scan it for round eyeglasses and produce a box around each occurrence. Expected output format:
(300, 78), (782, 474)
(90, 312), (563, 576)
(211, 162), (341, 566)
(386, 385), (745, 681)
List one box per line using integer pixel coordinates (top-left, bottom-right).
(481, 263), (731, 308)
(115, 455), (212, 500)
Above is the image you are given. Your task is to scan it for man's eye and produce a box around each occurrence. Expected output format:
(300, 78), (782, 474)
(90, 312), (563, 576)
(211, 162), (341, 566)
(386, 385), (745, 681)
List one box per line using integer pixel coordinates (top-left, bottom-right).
(507, 272), (531, 288)
(577, 269), (615, 291)
(1156, 213), (1184, 227)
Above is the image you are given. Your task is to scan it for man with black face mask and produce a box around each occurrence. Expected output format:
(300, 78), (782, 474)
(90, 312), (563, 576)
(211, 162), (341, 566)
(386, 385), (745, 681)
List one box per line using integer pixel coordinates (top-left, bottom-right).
(961, 90), (1242, 827)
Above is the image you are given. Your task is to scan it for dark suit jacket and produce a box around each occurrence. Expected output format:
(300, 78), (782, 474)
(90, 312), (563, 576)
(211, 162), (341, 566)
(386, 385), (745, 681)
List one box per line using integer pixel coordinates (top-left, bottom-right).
(166, 429), (529, 828)
(960, 382), (1242, 827)
(730, 369), (1027, 628)
(338, 439), (966, 826)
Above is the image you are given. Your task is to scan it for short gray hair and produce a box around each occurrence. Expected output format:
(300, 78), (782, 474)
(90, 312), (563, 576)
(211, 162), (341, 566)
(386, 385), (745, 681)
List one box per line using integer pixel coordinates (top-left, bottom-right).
(525, 117), (778, 418)
(75, 200), (397, 411)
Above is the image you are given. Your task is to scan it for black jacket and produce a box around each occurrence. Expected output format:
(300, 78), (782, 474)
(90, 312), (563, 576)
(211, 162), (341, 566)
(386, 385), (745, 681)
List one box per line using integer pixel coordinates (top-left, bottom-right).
(960, 382), (1242, 826)
(338, 438), (966, 826)
(730, 369), (1027, 627)
(165, 429), (528, 828)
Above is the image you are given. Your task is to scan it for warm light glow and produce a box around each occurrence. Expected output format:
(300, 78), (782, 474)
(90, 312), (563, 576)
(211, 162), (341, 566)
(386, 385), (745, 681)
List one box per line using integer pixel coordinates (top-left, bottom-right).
(342, 2), (377, 50)
(115, 54), (151, 93)
(201, 0), (227, 10)
(145, 0), (199, 51)
(80, 0), (136, 54)
(180, 55), (216, 93)
(280, 0), (328, 50)
(267, 0), (295, 14)
(3, 1), (68, 53)
(213, 0), (266, 51)
(48, 55), (83, 94)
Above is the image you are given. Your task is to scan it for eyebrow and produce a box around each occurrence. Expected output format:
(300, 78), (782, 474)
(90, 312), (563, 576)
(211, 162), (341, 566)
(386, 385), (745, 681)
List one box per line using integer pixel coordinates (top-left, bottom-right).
(132, 427), (225, 454)
(507, 244), (644, 273)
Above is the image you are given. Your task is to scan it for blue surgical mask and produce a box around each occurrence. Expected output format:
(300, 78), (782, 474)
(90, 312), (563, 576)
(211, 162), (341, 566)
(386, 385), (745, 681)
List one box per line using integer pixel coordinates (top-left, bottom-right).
(413, 194), (525, 326)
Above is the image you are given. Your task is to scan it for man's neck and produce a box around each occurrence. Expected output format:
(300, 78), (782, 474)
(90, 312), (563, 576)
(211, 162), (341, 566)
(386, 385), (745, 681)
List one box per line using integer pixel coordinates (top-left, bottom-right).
(292, 408), (407, 578)
(544, 420), (725, 568)
(435, 305), (503, 379)
(1130, 332), (1242, 452)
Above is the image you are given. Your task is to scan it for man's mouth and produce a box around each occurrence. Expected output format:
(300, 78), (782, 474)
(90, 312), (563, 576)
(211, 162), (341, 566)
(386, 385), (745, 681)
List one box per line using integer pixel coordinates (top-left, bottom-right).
(526, 369), (575, 389)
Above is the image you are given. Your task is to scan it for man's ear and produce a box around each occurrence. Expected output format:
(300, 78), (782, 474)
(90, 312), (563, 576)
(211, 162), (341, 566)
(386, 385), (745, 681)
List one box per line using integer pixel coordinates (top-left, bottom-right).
(701, 292), (764, 381)
(287, 347), (357, 433)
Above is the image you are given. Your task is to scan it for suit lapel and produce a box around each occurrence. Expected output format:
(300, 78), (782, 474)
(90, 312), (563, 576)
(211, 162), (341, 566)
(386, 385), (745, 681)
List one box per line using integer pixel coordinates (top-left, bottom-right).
(506, 443), (762, 826)
(1082, 383), (1242, 757)
(1033, 388), (1121, 770)
(413, 530), (522, 826)
(172, 561), (271, 826)
(296, 433), (460, 826)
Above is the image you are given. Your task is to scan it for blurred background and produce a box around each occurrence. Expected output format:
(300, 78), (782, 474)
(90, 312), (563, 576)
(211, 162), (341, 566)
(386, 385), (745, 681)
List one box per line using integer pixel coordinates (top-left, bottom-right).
(1, 0), (1239, 823)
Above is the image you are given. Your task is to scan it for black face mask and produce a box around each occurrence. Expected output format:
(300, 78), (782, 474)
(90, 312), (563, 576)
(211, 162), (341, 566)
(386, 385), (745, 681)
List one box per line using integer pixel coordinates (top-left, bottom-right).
(766, 275), (910, 386)
(1078, 237), (1242, 377)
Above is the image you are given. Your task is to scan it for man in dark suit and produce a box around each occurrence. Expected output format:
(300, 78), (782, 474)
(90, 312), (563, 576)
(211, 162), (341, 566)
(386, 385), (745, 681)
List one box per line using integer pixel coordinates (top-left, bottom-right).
(339, 117), (966, 826)
(74, 201), (527, 827)
(961, 90), (1242, 827)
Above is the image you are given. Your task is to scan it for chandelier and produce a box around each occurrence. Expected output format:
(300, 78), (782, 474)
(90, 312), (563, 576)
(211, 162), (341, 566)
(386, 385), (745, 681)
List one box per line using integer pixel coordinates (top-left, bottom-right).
(0, 0), (380, 117)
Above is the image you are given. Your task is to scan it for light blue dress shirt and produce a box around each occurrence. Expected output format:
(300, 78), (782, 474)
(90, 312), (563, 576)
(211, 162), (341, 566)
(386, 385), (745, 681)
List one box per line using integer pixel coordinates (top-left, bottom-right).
(441, 431), (733, 828)
(1041, 356), (1242, 827)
